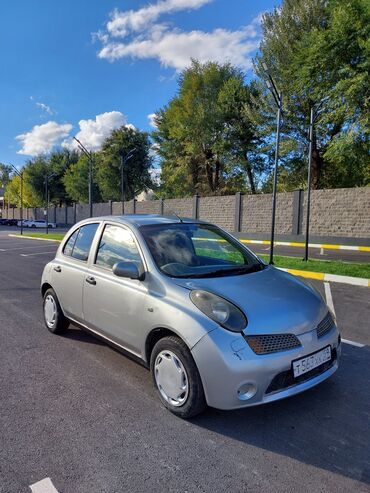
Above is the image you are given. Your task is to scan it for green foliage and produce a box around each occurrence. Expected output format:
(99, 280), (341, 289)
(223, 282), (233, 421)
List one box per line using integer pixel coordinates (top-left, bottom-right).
(63, 154), (102, 204)
(255, 0), (370, 190)
(5, 173), (40, 207)
(153, 60), (265, 197)
(96, 126), (153, 201)
(0, 163), (13, 188)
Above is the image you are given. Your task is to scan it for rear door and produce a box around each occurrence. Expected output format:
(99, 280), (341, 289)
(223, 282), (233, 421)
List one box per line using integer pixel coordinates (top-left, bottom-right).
(82, 222), (148, 356)
(51, 222), (100, 323)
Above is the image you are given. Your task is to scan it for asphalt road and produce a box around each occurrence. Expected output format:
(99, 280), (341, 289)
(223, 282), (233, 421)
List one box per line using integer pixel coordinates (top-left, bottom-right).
(0, 232), (369, 493)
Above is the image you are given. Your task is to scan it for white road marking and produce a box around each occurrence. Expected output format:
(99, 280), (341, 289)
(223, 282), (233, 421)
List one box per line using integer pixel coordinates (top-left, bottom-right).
(20, 251), (55, 257)
(324, 282), (336, 316)
(29, 477), (59, 493)
(0, 244), (57, 251)
(341, 339), (365, 348)
(323, 282), (366, 347)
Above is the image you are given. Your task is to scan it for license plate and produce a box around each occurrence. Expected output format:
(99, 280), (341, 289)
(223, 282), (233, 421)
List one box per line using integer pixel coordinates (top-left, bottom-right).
(292, 346), (331, 378)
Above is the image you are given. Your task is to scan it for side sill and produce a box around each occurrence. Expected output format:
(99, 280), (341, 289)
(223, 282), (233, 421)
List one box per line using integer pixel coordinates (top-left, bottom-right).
(67, 317), (148, 369)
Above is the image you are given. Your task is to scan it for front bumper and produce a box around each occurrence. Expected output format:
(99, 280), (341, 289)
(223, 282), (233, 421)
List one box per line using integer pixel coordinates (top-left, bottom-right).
(191, 325), (341, 410)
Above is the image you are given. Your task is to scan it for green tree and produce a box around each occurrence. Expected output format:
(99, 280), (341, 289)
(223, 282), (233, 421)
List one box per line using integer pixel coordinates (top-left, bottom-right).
(153, 60), (265, 197)
(0, 163), (13, 188)
(47, 150), (79, 205)
(63, 153), (102, 203)
(5, 172), (41, 207)
(255, 0), (370, 189)
(96, 126), (153, 201)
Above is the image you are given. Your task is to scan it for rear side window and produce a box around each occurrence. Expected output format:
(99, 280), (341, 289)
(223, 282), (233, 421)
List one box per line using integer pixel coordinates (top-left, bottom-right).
(63, 229), (79, 256)
(72, 223), (99, 261)
(63, 223), (99, 261)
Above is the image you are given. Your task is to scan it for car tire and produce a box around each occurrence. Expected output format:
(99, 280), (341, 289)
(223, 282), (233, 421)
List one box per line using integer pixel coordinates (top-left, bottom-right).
(43, 288), (69, 334)
(150, 335), (207, 418)
(31, 224), (36, 228)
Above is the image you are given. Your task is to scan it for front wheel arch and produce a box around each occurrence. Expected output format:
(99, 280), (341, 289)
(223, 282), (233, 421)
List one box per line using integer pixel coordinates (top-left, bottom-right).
(145, 327), (181, 365)
(41, 282), (53, 297)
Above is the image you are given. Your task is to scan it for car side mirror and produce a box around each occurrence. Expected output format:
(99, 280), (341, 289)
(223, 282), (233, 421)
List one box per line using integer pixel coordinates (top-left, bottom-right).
(112, 261), (144, 280)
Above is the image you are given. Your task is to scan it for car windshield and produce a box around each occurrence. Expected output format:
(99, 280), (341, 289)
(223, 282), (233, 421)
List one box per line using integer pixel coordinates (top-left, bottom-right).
(140, 223), (264, 278)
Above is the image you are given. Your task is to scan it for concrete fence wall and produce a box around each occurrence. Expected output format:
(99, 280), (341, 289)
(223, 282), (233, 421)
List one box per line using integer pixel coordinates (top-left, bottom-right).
(4, 187), (370, 240)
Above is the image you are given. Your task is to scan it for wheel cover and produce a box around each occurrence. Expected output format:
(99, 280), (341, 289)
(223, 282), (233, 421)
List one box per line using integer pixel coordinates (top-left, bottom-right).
(44, 294), (57, 328)
(154, 350), (189, 407)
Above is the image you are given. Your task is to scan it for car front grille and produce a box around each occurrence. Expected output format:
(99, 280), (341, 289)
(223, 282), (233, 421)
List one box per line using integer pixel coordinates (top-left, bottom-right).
(316, 312), (335, 338)
(265, 348), (337, 394)
(244, 333), (301, 355)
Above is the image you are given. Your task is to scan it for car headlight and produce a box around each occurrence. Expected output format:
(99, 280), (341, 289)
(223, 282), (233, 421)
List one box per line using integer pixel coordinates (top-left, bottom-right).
(190, 290), (247, 332)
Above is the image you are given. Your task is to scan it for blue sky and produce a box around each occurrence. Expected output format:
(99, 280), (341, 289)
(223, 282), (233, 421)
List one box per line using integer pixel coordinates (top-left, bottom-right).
(0, 0), (278, 167)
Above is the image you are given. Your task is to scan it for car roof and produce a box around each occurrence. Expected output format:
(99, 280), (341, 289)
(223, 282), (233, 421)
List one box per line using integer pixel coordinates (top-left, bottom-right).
(79, 214), (210, 228)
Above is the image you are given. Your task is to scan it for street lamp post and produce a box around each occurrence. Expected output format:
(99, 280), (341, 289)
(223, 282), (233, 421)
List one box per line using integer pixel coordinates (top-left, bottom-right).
(10, 164), (24, 235)
(261, 63), (283, 265)
(120, 148), (136, 215)
(45, 172), (56, 234)
(304, 106), (314, 262)
(73, 137), (93, 217)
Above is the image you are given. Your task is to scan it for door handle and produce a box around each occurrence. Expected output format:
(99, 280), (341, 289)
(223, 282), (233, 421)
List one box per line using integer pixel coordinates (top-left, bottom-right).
(86, 276), (96, 285)
(53, 265), (61, 273)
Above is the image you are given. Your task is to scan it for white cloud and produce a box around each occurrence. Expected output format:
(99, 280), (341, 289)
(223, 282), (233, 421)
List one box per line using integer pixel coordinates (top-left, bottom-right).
(63, 111), (127, 151)
(106, 0), (213, 37)
(97, 0), (262, 71)
(16, 121), (72, 156)
(148, 113), (158, 128)
(36, 102), (54, 115)
(100, 25), (260, 71)
(30, 96), (55, 115)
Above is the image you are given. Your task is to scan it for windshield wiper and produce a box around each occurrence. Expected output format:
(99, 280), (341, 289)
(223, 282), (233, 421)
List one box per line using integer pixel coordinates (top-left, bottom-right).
(176, 263), (264, 279)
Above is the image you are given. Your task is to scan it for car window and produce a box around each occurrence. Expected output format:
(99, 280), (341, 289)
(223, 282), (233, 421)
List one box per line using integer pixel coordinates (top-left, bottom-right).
(71, 223), (99, 261)
(63, 229), (79, 256)
(140, 223), (263, 278)
(95, 224), (142, 270)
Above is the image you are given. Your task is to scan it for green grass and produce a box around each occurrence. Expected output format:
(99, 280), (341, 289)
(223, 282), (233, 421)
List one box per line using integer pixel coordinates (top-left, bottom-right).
(259, 254), (370, 279)
(195, 247), (369, 279)
(15, 232), (64, 241)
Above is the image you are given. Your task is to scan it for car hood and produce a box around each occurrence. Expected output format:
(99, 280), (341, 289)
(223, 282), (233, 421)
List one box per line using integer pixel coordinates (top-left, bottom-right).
(174, 266), (327, 336)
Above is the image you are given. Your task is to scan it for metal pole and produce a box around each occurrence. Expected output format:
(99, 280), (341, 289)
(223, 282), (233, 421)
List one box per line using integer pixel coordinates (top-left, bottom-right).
(269, 93), (282, 265)
(89, 156), (93, 218)
(20, 173), (23, 236)
(45, 175), (49, 235)
(121, 154), (124, 215)
(304, 106), (314, 261)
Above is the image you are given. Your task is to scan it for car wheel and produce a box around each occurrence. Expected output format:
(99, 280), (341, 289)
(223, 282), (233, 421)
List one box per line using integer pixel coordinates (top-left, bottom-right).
(150, 335), (207, 418)
(31, 224), (36, 228)
(43, 288), (69, 334)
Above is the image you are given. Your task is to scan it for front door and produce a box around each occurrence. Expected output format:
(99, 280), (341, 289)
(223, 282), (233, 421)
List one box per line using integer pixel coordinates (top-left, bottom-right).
(82, 223), (147, 356)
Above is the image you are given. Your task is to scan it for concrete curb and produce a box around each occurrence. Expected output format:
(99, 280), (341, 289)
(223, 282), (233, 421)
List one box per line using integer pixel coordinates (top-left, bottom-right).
(278, 267), (370, 287)
(8, 234), (61, 243)
(241, 239), (370, 252)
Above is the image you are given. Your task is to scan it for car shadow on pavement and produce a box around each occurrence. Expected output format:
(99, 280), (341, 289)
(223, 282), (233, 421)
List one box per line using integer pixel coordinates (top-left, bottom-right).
(61, 326), (106, 346)
(193, 344), (370, 486)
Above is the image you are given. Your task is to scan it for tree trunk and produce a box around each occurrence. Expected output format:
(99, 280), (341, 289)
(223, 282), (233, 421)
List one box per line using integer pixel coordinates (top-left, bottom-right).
(214, 159), (220, 190)
(244, 158), (256, 194)
(204, 149), (215, 192)
(311, 132), (323, 189)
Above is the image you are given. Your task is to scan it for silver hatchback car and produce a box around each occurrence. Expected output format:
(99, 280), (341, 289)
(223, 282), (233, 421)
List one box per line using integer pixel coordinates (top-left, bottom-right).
(41, 215), (341, 418)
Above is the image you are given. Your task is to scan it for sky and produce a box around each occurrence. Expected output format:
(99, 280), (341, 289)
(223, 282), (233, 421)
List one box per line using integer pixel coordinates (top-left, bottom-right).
(0, 0), (279, 168)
